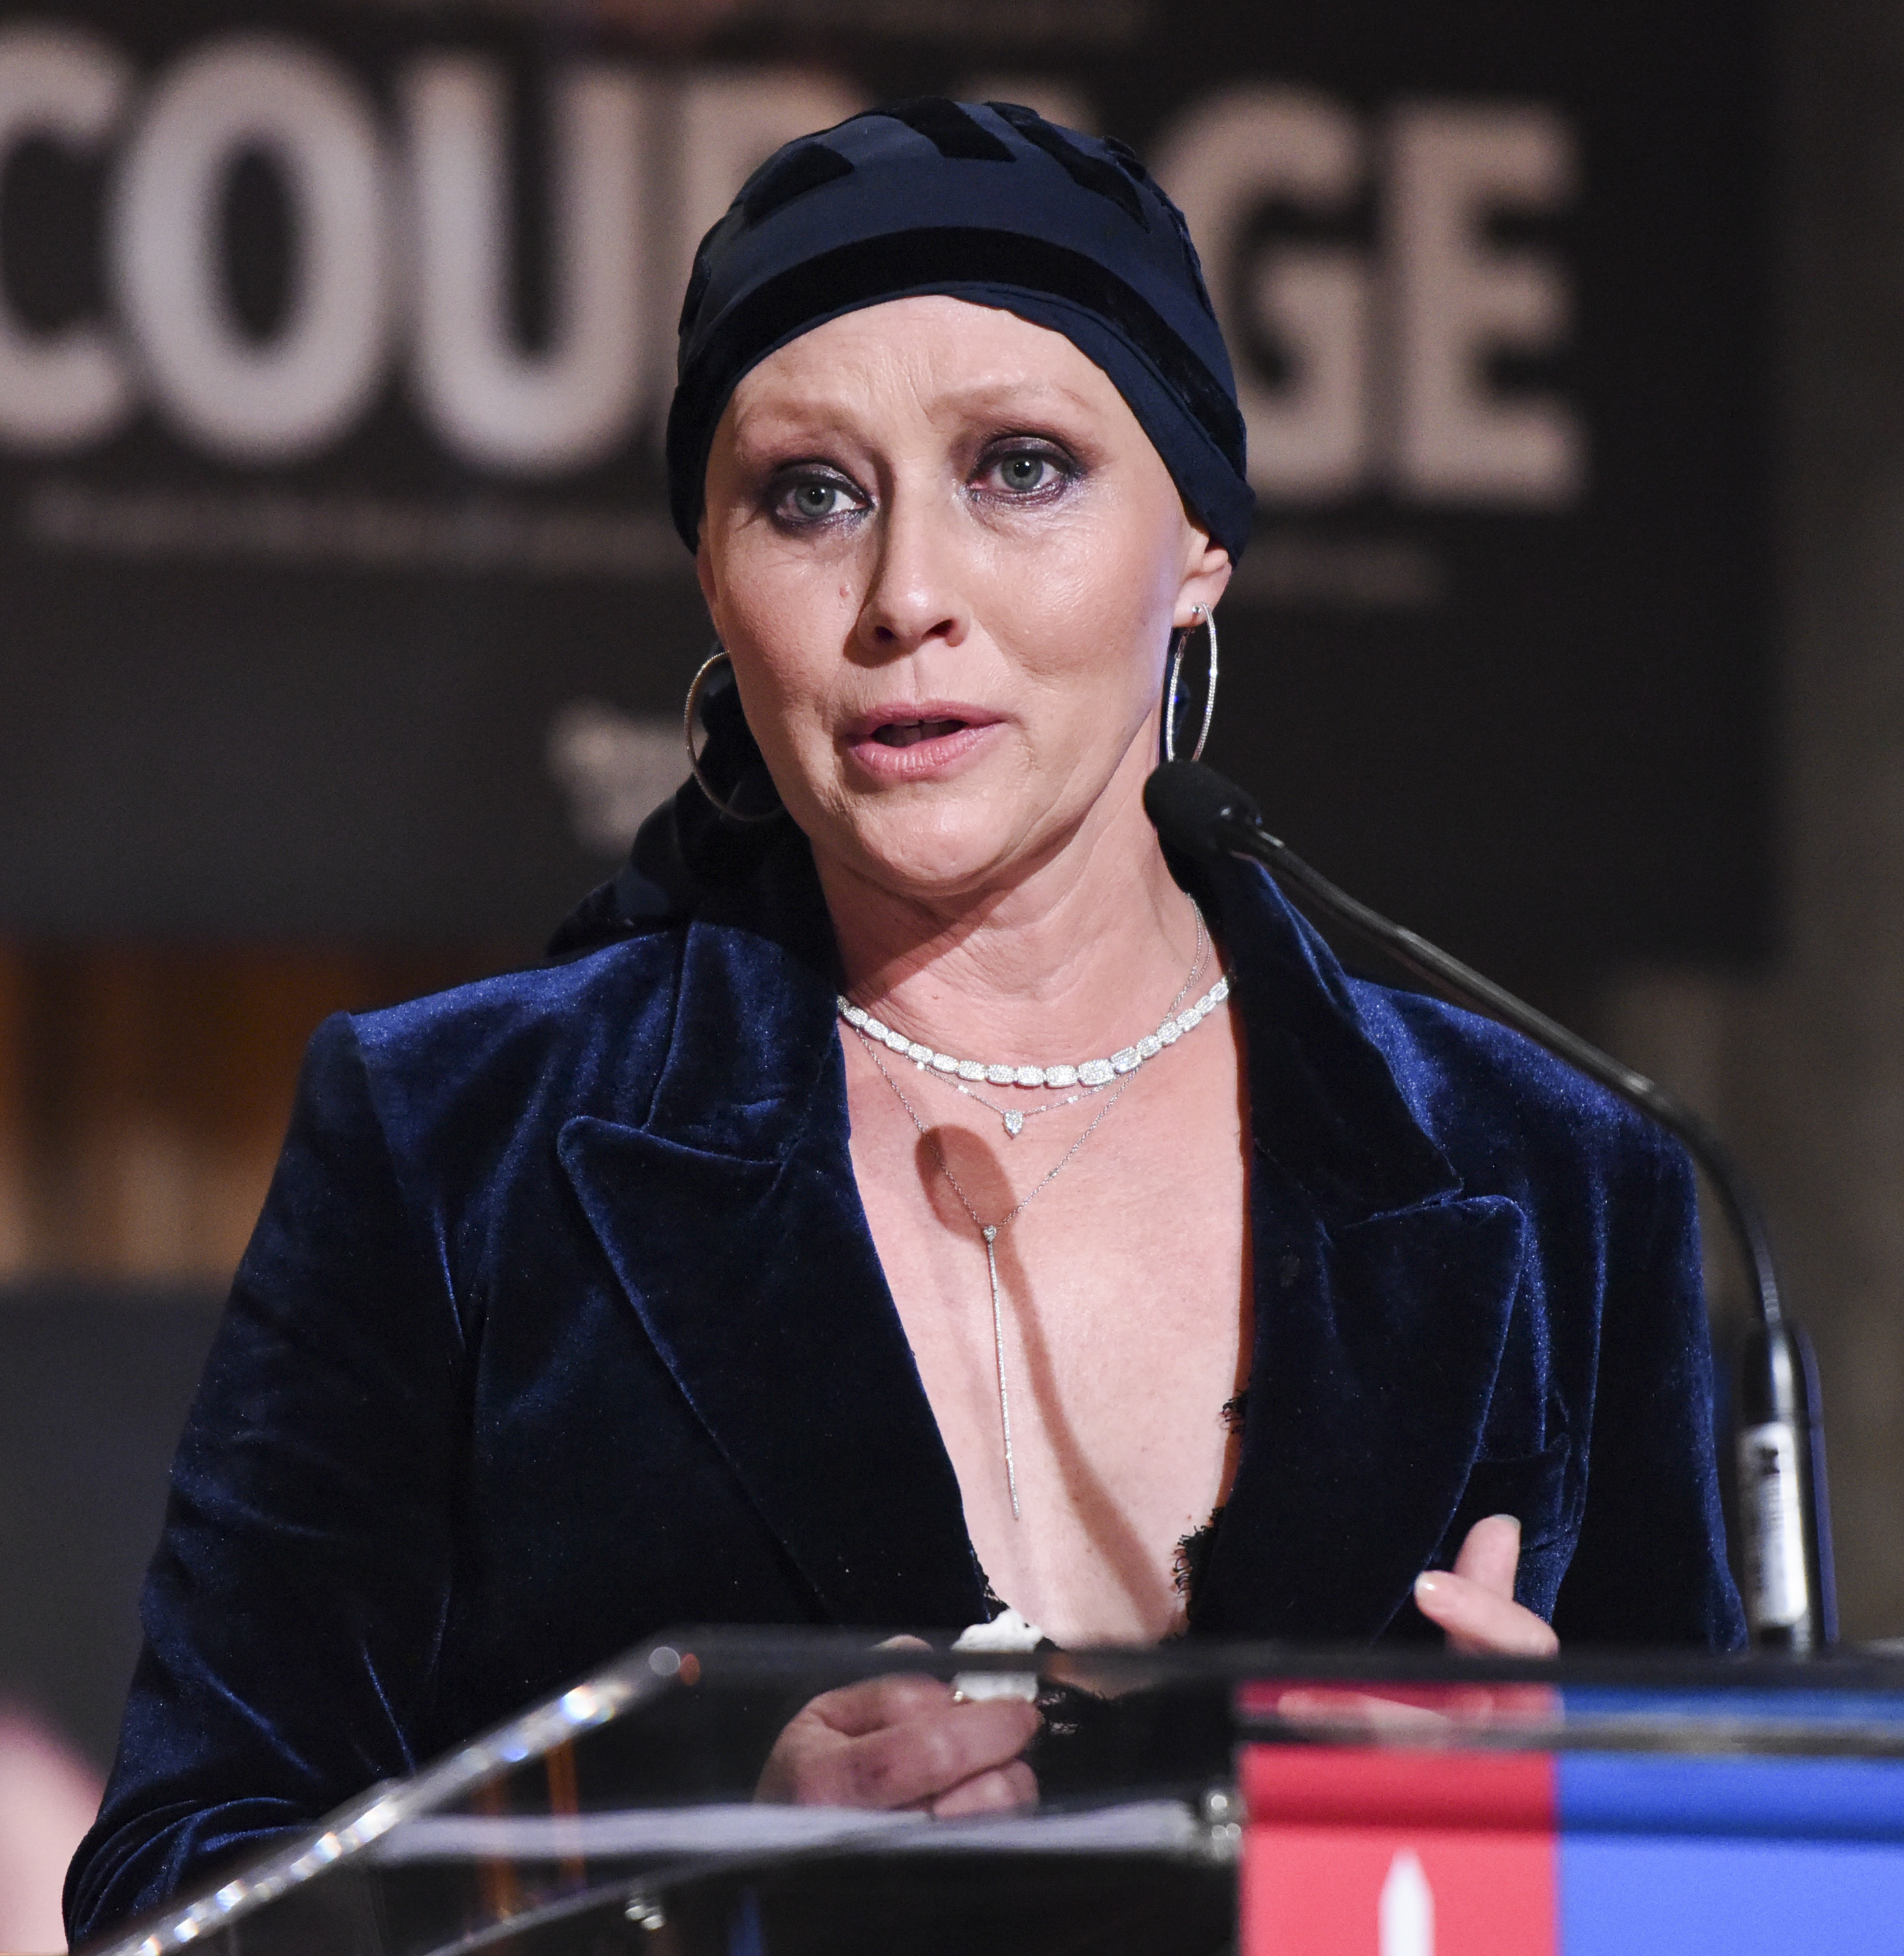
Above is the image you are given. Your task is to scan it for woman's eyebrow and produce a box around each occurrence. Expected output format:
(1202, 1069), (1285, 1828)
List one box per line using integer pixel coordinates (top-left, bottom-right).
(923, 376), (1102, 424)
(722, 419), (859, 471)
(739, 372), (1098, 432)
(719, 379), (1105, 484)
(943, 372), (1094, 404)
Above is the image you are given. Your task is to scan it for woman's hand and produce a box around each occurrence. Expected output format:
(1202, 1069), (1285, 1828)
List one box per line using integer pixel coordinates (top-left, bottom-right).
(1412, 1514), (1560, 1656)
(756, 1664), (1039, 1817)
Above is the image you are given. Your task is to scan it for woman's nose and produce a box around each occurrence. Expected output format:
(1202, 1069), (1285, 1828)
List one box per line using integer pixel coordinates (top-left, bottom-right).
(854, 486), (969, 656)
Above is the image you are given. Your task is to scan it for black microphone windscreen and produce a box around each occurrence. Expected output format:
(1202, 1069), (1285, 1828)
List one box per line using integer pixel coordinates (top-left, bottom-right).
(1142, 762), (1264, 859)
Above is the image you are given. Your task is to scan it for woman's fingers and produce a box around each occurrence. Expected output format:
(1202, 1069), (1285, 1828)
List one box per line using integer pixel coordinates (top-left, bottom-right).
(807, 1672), (958, 1739)
(929, 1758), (1039, 1818)
(1413, 1514), (1561, 1657)
(830, 1695), (1040, 1809)
(758, 1678), (1040, 1809)
(1414, 1567), (1560, 1655)
(1451, 1512), (1524, 1595)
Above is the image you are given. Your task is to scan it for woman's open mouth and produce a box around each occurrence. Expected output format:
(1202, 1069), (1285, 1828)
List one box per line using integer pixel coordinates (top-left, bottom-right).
(872, 718), (968, 747)
(846, 705), (998, 780)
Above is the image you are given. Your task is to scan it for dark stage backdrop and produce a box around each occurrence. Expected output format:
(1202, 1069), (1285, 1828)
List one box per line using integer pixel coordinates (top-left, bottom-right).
(0, 0), (1767, 979)
(0, 1287), (224, 1766)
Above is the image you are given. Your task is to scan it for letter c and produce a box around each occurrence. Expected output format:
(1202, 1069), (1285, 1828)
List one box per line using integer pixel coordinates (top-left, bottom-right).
(0, 25), (133, 451)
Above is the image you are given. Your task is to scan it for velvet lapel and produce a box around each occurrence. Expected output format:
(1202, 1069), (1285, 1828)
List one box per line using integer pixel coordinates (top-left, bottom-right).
(1187, 853), (1532, 1639)
(557, 844), (984, 1629)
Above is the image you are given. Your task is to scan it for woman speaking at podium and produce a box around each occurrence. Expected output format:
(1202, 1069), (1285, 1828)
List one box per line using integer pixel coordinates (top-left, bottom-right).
(67, 101), (1744, 1939)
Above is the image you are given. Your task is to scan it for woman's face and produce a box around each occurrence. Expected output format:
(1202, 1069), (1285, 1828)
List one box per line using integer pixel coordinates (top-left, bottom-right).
(696, 295), (1231, 904)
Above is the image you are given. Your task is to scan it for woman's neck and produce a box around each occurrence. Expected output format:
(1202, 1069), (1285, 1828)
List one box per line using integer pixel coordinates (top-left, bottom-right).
(814, 775), (1205, 1067)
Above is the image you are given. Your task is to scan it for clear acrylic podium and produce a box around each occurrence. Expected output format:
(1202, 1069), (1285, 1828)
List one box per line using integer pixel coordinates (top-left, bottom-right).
(83, 1632), (1904, 1956)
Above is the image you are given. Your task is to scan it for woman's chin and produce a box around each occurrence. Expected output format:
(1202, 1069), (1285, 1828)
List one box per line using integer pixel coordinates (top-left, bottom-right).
(794, 750), (1118, 906)
(827, 810), (1052, 906)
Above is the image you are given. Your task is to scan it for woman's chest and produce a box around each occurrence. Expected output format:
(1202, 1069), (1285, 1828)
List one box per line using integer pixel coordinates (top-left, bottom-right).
(844, 1030), (1254, 1644)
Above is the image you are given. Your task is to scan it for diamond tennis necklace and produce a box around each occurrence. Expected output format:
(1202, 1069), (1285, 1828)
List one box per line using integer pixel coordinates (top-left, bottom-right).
(908, 917), (1211, 1137)
(835, 902), (1230, 1137)
(843, 909), (1232, 1518)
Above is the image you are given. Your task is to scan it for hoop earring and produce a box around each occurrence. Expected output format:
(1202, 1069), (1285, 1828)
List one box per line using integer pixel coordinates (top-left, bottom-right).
(1161, 604), (1219, 765)
(683, 648), (784, 823)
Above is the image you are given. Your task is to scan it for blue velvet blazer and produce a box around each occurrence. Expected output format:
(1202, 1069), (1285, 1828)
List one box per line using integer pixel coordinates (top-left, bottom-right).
(67, 810), (1745, 1942)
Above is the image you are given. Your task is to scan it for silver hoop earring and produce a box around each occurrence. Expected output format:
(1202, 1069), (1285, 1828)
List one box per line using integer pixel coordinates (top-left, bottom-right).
(1161, 604), (1219, 765)
(683, 649), (783, 823)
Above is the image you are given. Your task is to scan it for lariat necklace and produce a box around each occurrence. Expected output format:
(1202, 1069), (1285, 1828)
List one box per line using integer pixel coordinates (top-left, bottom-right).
(852, 1034), (1133, 1520)
(843, 913), (1231, 1520)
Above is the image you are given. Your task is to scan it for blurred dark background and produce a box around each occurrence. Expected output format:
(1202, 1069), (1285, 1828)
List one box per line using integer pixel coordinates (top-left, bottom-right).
(1, 0), (1901, 1936)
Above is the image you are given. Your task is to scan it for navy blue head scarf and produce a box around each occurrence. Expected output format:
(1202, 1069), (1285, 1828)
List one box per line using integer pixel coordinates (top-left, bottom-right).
(666, 98), (1255, 562)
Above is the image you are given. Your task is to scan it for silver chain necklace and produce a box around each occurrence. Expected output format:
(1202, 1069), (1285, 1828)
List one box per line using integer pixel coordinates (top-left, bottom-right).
(845, 916), (1230, 1520)
(836, 904), (1228, 1131)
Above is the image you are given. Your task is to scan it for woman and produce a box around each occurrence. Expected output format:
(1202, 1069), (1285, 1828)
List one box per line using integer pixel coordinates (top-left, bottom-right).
(67, 100), (1742, 1942)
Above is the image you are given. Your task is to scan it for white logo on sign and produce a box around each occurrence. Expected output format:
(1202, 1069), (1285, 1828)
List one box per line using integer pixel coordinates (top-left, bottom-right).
(1380, 1848), (1435, 1956)
(546, 700), (681, 855)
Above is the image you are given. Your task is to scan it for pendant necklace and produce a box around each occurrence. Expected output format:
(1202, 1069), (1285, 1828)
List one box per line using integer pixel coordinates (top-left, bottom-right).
(845, 915), (1231, 1520)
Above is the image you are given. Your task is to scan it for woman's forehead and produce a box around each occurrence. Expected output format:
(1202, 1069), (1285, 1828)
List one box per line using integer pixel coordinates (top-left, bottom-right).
(725, 296), (1129, 436)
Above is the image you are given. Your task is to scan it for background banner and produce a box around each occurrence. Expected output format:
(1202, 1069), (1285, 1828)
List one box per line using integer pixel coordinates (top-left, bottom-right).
(0, 0), (1766, 979)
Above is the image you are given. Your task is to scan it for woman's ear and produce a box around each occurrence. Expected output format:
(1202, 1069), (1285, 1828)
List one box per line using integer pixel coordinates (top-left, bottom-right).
(695, 535), (721, 619)
(1175, 536), (1232, 629)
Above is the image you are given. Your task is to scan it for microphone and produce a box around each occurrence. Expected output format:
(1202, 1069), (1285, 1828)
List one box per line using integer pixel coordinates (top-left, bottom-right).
(1145, 759), (1834, 1654)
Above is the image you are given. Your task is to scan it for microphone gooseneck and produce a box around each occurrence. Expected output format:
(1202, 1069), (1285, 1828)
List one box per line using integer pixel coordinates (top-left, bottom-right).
(1145, 759), (1835, 1652)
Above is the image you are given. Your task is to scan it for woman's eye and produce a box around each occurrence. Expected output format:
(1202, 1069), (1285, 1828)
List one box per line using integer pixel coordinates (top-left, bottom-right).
(777, 478), (855, 522)
(993, 452), (1053, 494)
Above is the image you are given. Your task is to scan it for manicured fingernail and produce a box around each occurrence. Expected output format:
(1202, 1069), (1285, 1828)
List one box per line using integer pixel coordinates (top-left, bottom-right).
(1414, 1572), (1440, 1597)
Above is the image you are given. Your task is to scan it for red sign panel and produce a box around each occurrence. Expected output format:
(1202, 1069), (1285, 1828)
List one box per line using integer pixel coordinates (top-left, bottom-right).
(1242, 1746), (1558, 1956)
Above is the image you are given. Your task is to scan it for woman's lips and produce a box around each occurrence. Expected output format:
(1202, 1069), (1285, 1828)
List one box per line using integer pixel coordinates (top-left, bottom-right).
(844, 705), (999, 778)
(872, 717), (966, 748)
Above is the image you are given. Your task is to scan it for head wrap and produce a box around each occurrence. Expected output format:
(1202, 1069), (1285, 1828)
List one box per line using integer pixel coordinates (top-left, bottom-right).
(667, 98), (1255, 561)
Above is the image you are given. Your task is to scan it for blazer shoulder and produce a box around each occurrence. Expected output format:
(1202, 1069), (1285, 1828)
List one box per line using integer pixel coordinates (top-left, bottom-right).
(335, 928), (688, 1147)
(1345, 972), (1677, 1194)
